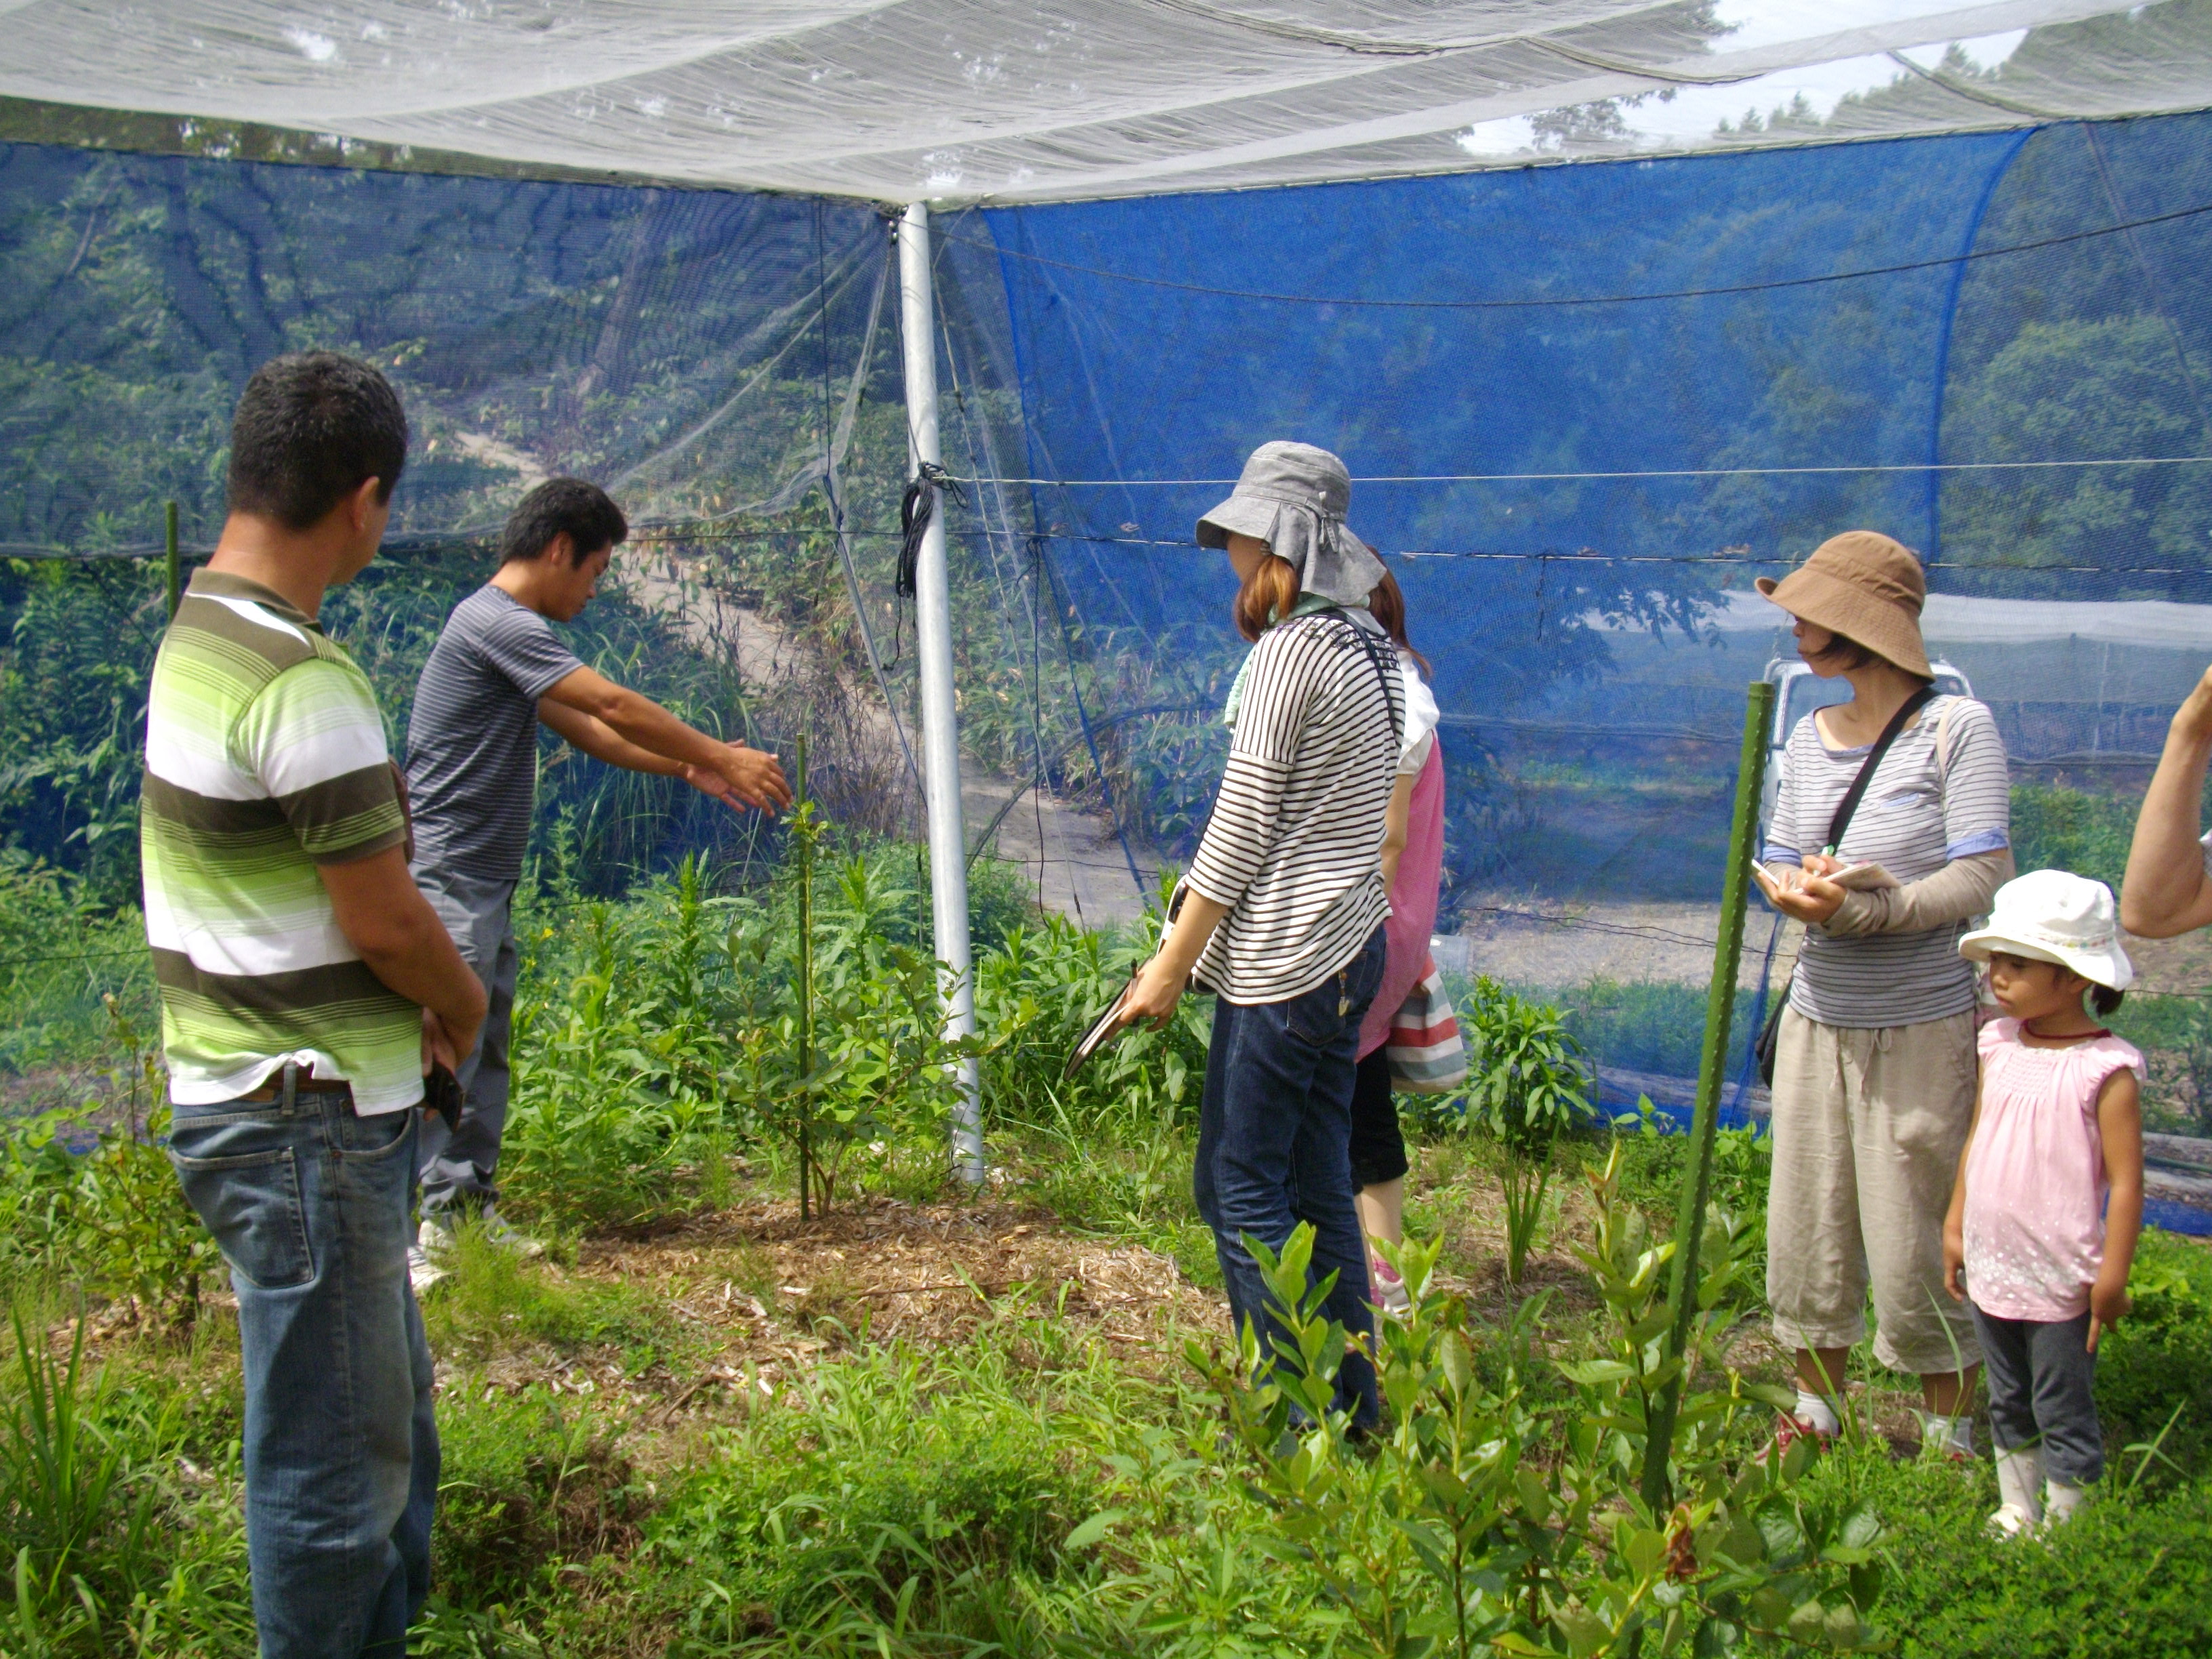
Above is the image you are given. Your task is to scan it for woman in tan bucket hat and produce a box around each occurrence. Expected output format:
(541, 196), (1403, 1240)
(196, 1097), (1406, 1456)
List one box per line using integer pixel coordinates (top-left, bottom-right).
(1755, 531), (2014, 1459)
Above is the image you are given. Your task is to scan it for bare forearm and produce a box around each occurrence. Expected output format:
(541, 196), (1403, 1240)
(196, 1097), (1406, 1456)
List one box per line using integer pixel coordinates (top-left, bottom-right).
(1379, 774), (1412, 889)
(319, 848), (486, 1033)
(2122, 705), (2212, 935)
(1158, 890), (1230, 978)
(548, 704), (682, 775)
(2104, 1179), (2143, 1284)
(596, 687), (726, 769)
(356, 917), (483, 1029)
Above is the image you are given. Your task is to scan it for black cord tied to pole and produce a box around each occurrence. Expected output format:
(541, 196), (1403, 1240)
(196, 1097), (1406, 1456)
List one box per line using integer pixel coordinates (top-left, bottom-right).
(897, 461), (966, 598)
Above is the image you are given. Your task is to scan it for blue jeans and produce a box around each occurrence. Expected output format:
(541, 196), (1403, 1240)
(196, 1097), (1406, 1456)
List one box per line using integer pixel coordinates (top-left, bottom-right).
(169, 1076), (438, 1658)
(1193, 926), (1387, 1427)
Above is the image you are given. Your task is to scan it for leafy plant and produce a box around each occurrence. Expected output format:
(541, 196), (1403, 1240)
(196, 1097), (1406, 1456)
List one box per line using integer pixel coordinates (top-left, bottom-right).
(1189, 1141), (1891, 1656)
(1459, 978), (1595, 1284)
(1, 1305), (180, 1648)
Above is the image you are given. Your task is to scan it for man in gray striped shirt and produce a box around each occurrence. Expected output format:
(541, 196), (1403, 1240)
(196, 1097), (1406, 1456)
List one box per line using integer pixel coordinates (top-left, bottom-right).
(405, 478), (789, 1271)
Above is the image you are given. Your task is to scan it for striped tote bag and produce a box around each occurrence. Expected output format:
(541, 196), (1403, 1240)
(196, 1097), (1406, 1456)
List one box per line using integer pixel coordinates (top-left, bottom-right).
(1383, 963), (1467, 1093)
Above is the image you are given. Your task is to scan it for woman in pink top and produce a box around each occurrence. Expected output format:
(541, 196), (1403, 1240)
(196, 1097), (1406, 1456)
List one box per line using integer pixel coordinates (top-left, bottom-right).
(1348, 573), (1446, 1318)
(1943, 869), (2146, 1538)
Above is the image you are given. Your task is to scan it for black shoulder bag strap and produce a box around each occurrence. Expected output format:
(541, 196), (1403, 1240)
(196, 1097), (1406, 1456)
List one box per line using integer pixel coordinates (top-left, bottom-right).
(1755, 684), (1938, 1085)
(1313, 605), (1404, 746)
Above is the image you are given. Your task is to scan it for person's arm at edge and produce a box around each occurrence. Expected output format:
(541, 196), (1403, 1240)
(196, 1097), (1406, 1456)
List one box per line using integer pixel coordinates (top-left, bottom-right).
(540, 663), (791, 811)
(1379, 773), (1413, 890)
(2121, 668), (2212, 937)
(1942, 1059), (1986, 1303)
(2089, 1066), (2144, 1351)
(319, 846), (487, 1070)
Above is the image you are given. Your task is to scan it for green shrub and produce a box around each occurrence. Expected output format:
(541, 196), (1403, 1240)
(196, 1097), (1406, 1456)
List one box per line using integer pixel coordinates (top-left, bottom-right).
(975, 872), (1211, 1150)
(1, 1105), (222, 1328)
(1799, 1447), (2212, 1659)
(1603, 1099), (1773, 1286)
(1453, 978), (1595, 1284)
(2096, 1231), (2212, 1479)
(644, 1343), (1090, 1645)
(1190, 1147), (1889, 1656)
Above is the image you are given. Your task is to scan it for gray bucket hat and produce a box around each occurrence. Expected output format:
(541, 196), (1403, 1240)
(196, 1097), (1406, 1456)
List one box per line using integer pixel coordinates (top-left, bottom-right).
(1196, 440), (1385, 607)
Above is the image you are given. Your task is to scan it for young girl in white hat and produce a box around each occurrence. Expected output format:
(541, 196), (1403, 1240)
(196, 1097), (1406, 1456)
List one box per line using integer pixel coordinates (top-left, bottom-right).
(1943, 869), (2146, 1536)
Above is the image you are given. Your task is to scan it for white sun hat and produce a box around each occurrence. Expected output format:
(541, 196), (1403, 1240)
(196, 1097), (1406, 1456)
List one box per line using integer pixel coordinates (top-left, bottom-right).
(1958, 869), (2135, 991)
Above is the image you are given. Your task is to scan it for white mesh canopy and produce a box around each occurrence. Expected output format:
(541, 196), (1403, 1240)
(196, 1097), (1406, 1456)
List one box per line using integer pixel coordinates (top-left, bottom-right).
(0, 1), (2208, 202)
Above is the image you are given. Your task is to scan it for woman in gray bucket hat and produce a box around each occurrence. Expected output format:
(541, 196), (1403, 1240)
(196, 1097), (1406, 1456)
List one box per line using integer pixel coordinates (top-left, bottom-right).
(1117, 440), (1403, 1428)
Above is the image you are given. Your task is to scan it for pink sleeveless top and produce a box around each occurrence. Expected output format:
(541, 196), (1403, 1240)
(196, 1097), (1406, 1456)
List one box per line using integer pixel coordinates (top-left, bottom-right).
(1963, 1018), (2144, 1323)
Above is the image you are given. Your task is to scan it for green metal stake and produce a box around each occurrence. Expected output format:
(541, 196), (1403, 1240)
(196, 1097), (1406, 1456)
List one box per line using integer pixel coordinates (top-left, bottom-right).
(163, 499), (181, 619)
(1639, 678), (1774, 1515)
(793, 733), (815, 1222)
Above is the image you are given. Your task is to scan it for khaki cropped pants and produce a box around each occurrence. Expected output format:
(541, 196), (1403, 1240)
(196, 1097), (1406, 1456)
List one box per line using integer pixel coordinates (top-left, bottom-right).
(1767, 1005), (1982, 1376)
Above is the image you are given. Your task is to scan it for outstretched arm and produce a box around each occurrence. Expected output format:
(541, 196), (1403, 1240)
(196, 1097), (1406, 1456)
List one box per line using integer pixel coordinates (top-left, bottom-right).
(539, 664), (791, 812)
(2122, 668), (2212, 937)
(538, 697), (682, 776)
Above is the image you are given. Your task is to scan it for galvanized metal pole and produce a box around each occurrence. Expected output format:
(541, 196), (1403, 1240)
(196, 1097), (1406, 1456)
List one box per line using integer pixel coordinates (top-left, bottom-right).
(897, 201), (984, 1187)
(1640, 679), (1774, 1513)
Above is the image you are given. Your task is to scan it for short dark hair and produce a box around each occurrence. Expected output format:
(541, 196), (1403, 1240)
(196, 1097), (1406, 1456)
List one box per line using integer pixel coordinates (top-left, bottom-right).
(497, 478), (628, 568)
(227, 352), (408, 529)
(2092, 984), (2126, 1018)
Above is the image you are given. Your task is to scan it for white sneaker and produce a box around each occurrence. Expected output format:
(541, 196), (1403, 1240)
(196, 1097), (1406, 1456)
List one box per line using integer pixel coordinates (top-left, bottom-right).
(407, 1244), (446, 1294)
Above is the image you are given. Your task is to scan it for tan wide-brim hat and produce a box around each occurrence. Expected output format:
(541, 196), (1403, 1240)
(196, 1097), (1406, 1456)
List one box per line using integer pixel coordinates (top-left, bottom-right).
(1755, 530), (1933, 679)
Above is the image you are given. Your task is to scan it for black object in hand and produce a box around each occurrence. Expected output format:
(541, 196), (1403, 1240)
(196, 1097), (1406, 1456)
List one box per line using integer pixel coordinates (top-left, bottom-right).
(424, 1062), (465, 1133)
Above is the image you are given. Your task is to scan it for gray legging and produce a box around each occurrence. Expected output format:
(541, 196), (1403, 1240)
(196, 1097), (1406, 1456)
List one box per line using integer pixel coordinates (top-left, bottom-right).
(411, 865), (519, 1217)
(1971, 1304), (2105, 1486)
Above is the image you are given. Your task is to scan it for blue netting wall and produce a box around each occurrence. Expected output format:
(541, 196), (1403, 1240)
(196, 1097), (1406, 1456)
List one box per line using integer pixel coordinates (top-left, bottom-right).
(971, 112), (2212, 1187)
(2, 117), (2210, 1210)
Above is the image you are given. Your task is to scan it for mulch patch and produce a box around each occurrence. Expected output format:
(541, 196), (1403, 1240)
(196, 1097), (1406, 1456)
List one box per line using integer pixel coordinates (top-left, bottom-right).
(447, 1195), (1229, 1426)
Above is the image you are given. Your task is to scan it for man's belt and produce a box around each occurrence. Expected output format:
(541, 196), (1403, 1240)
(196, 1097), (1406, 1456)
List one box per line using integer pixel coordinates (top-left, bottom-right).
(236, 1061), (353, 1105)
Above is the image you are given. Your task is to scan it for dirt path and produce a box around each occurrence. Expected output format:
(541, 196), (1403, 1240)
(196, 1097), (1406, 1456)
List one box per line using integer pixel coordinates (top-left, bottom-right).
(1444, 893), (2212, 999)
(626, 549), (1162, 926)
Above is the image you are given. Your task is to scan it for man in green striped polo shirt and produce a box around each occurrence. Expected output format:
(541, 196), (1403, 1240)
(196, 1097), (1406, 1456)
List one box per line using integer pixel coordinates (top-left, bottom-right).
(146, 352), (487, 1659)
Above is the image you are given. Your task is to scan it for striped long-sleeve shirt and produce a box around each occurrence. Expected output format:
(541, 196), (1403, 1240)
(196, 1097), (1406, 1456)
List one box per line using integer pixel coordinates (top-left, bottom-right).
(1187, 611), (1404, 1004)
(1763, 694), (2011, 1027)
